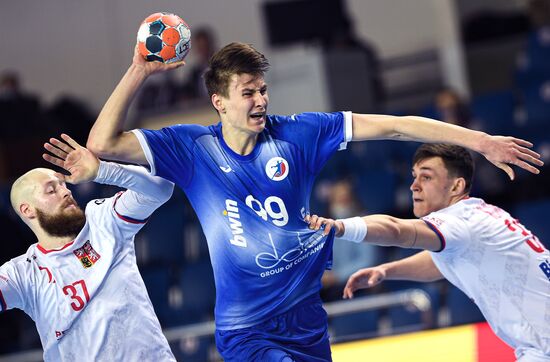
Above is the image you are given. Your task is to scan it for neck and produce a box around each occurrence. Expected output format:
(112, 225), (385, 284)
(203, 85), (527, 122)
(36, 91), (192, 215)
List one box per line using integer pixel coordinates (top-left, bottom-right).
(448, 192), (469, 207)
(36, 232), (76, 251)
(221, 124), (259, 156)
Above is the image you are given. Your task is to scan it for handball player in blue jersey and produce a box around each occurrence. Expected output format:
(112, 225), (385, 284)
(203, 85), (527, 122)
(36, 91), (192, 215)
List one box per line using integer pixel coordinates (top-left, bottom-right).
(87, 42), (542, 361)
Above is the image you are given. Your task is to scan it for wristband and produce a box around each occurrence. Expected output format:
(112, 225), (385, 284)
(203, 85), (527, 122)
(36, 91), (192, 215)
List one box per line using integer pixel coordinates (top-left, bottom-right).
(338, 217), (367, 243)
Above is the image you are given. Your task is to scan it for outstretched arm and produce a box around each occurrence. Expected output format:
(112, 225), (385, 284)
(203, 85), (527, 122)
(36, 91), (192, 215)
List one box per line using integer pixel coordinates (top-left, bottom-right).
(44, 134), (174, 209)
(306, 214), (443, 251)
(86, 45), (185, 164)
(350, 113), (543, 180)
(343, 250), (443, 299)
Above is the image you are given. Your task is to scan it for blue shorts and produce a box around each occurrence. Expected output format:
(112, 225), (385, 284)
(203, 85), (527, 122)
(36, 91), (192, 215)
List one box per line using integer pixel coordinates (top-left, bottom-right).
(215, 295), (332, 362)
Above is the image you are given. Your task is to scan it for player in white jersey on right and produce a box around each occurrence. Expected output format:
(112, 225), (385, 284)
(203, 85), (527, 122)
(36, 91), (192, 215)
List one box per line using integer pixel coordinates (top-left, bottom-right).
(1, 134), (176, 361)
(308, 144), (550, 362)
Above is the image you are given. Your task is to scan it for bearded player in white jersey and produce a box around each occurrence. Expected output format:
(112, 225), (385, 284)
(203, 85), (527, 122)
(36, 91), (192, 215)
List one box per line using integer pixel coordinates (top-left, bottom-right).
(308, 143), (549, 362)
(1, 134), (176, 361)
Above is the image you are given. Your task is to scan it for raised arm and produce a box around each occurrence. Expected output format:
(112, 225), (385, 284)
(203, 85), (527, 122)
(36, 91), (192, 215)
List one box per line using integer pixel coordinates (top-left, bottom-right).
(350, 113), (543, 180)
(306, 214), (443, 251)
(86, 45), (185, 164)
(342, 250), (443, 299)
(44, 134), (174, 211)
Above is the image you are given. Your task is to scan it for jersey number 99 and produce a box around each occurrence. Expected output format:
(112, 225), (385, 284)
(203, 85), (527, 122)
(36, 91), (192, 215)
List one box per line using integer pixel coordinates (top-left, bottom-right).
(245, 195), (289, 226)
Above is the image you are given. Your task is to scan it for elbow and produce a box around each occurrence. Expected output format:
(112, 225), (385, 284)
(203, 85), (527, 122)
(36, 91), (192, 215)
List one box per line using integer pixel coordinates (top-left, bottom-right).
(384, 217), (408, 247)
(86, 137), (119, 159)
(388, 116), (410, 139)
(158, 182), (175, 204)
(389, 220), (405, 245)
(86, 138), (110, 158)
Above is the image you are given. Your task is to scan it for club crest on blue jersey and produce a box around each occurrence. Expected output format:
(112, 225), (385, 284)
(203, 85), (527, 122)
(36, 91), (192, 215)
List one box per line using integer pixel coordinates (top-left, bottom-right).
(265, 157), (289, 181)
(73, 241), (101, 269)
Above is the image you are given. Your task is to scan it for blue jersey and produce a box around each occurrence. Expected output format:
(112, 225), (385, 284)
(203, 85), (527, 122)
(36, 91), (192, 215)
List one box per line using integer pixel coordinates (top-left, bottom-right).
(135, 111), (352, 329)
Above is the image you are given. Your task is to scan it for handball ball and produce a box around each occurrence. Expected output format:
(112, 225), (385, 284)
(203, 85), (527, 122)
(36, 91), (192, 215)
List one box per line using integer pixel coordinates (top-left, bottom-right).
(137, 12), (191, 63)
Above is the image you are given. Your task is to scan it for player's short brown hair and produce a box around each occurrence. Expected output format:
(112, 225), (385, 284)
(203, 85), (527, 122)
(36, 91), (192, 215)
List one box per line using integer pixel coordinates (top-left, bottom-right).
(204, 42), (270, 98)
(413, 144), (475, 194)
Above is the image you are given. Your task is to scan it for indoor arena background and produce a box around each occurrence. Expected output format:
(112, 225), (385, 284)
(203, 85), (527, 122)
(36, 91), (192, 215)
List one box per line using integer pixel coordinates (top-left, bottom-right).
(0, 0), (549, 361)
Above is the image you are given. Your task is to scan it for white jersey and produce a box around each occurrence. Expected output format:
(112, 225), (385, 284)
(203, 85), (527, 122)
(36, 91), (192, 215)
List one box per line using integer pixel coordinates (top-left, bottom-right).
(423, 197), (550, 359)
(0, 162), (176, 361)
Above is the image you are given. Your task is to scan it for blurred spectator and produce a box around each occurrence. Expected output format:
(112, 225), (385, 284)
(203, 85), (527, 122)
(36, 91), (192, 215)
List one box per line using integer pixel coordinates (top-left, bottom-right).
(434, 88), (472, 128)
(0, 72), (45, 180)
(136, 73), (180, 112)
(45, 96), (96, 145)
(0, 71), (43, 140)
(527, 0), (550, 29)
(320, 179), (385, 301)
(180, 26), (218, 101)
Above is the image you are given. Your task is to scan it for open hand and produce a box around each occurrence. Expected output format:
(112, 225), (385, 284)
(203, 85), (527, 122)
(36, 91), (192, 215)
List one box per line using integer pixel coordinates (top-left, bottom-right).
(343, 267), (386, 299)
(43, 134), (100, 184)
(132, 43), (186, 76)
(480, 135), (544, 180)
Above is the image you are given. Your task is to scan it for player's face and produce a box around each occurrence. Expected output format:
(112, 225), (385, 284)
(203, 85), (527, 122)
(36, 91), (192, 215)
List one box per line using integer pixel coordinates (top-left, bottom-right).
(410, 157), (456, 217)
(33, 173), (85, 237)
(220, 73), (269, 135)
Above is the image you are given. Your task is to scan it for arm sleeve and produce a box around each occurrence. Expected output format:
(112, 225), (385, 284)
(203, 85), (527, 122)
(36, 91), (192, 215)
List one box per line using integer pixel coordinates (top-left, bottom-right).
(421, 212), (470, 253)
(131, 125), (196, 186)
(94, 160), (175, 221)
(0, 263), (26, 313)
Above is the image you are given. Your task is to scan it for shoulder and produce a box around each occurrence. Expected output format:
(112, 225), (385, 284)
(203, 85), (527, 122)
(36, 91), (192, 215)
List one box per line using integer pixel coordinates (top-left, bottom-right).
(85, 196), (114, 212)
(83, 195), (118, 225)
(267, 112), (344, 127)
(167, 123), (214, 138)
(140, 123), (214, 143)
(422, 205), (466, 230)
(0, 251), (35, 277)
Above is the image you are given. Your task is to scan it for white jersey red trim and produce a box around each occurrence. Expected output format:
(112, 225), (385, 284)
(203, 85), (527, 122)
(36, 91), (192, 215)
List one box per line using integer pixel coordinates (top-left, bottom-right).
(0, 161), (175, 361)
(422, 197), (550, 359)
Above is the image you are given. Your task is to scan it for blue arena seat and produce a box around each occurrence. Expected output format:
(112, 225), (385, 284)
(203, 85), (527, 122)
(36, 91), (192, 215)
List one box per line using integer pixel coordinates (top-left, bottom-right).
(178, 259), (216, 323)
(140, 266), (173, 326)
(446, 284), (485, 326)
(513, 199), (550, 249)
(515, 28), (550, 93)
(137, 196), (186, 265)
(471, 90), (517, 135)
(521, 81), (550, 128)
(356, 170), (397, 214)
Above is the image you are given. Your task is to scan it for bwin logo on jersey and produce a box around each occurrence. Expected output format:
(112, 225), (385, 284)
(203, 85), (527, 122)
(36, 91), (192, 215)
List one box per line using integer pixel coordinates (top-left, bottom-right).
(224, 199), (247, 247)
(265, 157), (289, 181)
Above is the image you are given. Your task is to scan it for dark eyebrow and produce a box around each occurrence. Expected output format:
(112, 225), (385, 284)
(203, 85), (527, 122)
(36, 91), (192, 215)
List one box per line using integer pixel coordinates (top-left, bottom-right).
(411, 167), (435, 173)
(241, 82), (267, 92)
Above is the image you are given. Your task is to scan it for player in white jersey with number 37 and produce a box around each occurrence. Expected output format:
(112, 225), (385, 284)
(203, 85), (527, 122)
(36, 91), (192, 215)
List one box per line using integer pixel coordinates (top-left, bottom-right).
(0, 134), (176, 361)
(308, 144), (549, 362)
